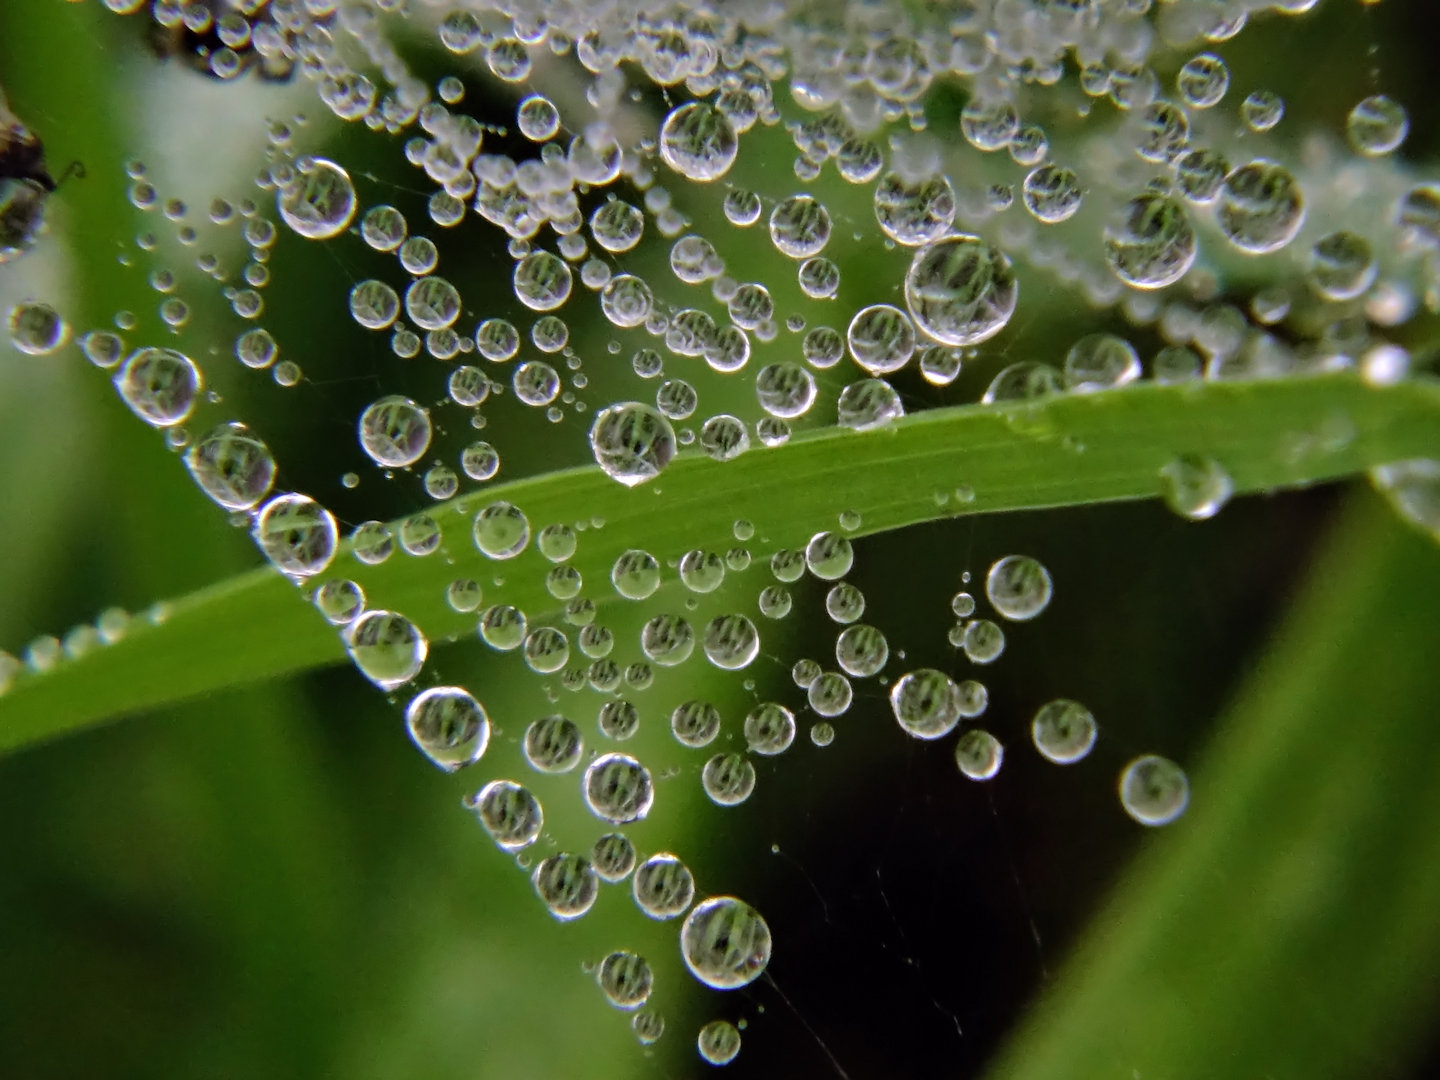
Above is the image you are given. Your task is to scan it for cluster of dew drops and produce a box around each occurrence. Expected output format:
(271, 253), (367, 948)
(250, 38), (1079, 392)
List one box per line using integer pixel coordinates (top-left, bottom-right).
(5, 0), (1440, 1066)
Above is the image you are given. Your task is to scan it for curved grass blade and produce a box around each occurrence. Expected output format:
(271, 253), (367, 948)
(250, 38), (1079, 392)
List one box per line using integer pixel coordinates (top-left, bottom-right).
(2, 372), (1438, 754)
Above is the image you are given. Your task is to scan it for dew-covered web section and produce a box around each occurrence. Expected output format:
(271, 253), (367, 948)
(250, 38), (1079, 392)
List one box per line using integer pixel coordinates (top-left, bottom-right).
(4, 0), (1440, 1077)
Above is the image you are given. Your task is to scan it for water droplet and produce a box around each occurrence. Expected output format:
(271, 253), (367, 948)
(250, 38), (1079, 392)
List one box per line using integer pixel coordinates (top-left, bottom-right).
(584, 752), (654, 825)
(703, 614), (760, 670)
(1159, 454), (1233, 520)
(513, 250), (573, 311)
(533, 853), (598, 921)
(681, 896), (772, 990)
(700, 415), (750, 462)
(962, 619), (1005, 663)
(276, 157), (355, 240)
(955, 729), (1003, 780)
(702, 752), (756, 806)
(1119, 754), (1189, 825)
(1308, 231), (1375, 302)
(601, 274), (655, 328)
(632, 1010), (665, 1045)
(359, 395), (432, 467)
(1104, 194), (1196, 290)
(874, 172), (955, 246)
(184, 422), (275, 511)
(769, 195), (832, 258)
(660, 102), (738, 182)
(1021, 164), (1082, 224)
(985, 555), (1053, 621)
(847, 304), (916, 375)
(592, 832), (637, 882)
(446, 579), (483, 613)
(1218, 160), (1304, 254)
(347, 609), (427, 690)
(982, 361), (1062, 404)
(480, 604), (528, 651)
(807, 670), (853, 717)
(590, 402), (677, 486)
(1347, 94), (1408, 157)
(349, 280), (400, 330)
(524, 714), (583, 773)
(825, 582), (865, 624)
(1063, 334), (1140, 391)
(670, 700), (720, 749)
(904, 235), (1018, 346)
(361, 205), (407, 251)
(466, 779), (543, 850)
(473, 501), (531, 558)
(633, 852), (695, 919)
(405, 685), (489, 770)
(253, 493), (337, 577)
(613, 549), (662, 600)
(837, 378), (904, 430)
(1241, 90), (1284, 132)
(517, 94), (561, 140)
(890, 669), (962, 740)
(744, 702), (796, 755)
(591, 197), (645, 253)
(697, 1019), (742, 1066)
(836, 624), (888, 677)
(1032, 699), (1097, 764)
(7, 301), (67, 355)
(598, 950), (653, 1009)
(805, 532), (854, 580)
(1176, 53), (1229, 108)
(115, 347), (201, 427)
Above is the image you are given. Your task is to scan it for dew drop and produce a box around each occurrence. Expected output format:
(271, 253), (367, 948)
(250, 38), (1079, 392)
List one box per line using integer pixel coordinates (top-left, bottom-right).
(405, 685), (489, 770)
(347, 609), (427, 690)
(681, 896), (772, 990)
(1119, 754), (1189, 825)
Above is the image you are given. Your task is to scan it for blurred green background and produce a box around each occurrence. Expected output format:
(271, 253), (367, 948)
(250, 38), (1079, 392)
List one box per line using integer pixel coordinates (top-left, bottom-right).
(3, 2), (1440, 1078)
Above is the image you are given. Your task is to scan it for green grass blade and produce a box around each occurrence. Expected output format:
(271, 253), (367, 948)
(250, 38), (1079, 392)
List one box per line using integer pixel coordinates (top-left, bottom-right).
(3, 371), (1438, 754)
(985, 491), (1440, 1080)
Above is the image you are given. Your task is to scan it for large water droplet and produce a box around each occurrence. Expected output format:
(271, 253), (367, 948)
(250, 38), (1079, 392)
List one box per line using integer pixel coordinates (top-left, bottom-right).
(184, 422), (275, 511)
(659, 102), (738, 182)
(890, 668), (961, 740)
(904, 235), (1017, 346)
(584, 752), (655, 825)
(1159, 454), (1233, 520)
(253, 492), (337, 577)
(1119, 754), (1189, 825)
(115, 347), (200, 427)
(598, 950), (653, 1010)
(359, 395), (432, 468)
(590, 402), (677, 486)
(346, 609), (427, 690)
(466, 779), (543, 850)
(276, 157), (355, 239)
(681, 896), (772, 990)
(633, 852), (695, 920)
(533, 853), (598, 921)
(1103, 194), (1196, 289)
(405, 685), (489, 770)
(1031, 699), (1097, 764)
(985, 555), (1053, 621)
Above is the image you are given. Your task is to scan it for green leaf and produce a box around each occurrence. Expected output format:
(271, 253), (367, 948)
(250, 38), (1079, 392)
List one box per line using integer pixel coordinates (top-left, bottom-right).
(985, 491), (1440, 1080)
(3, 371), (1438, 754)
